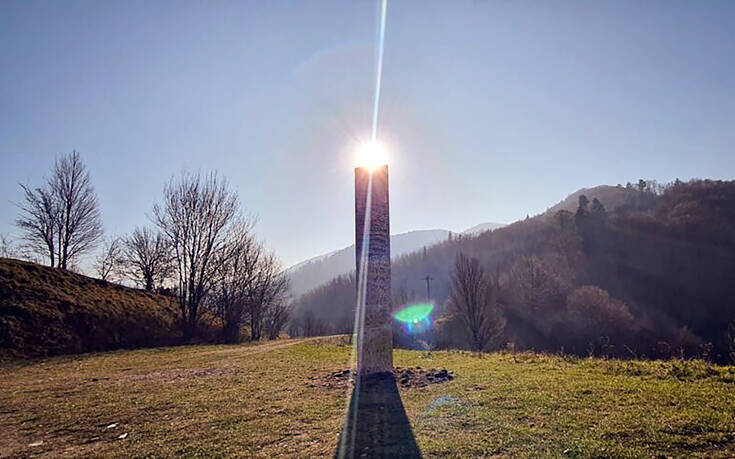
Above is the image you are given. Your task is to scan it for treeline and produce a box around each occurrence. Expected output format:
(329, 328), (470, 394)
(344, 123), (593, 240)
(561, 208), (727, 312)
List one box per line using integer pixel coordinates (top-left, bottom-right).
(6, 151), (290, 344)
(291, 179), (735, 363)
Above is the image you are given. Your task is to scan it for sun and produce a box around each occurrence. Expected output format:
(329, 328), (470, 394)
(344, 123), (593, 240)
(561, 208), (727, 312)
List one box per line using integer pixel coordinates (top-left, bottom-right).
(355, 141), (388, 171)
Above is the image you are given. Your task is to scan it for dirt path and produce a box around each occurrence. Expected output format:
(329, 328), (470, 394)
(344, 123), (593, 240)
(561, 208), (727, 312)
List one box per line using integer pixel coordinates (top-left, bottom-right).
(199, 335), (350, 357)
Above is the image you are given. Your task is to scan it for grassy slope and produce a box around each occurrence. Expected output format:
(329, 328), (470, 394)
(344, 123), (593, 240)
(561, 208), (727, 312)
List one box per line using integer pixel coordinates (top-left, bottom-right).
(0, 258), (182, 358)
(1, 339), (734, 458)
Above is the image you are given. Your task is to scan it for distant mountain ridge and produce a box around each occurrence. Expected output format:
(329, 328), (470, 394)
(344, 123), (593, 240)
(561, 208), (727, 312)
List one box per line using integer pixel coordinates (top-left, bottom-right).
(462, 222), (506, 235)
(286, 229), (449, 297)
(287, 223), (505, 297)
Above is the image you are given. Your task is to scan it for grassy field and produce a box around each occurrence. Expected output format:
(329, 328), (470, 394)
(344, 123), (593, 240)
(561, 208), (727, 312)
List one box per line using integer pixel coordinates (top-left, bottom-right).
(2, 337), (735, 458)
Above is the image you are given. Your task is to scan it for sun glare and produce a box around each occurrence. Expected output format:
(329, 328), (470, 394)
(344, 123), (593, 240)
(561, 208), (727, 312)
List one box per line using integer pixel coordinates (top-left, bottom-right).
(355, 141), (389, 170)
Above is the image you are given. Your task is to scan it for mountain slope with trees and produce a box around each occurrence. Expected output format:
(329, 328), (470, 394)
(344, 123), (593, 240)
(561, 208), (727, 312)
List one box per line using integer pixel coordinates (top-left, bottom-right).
(290, 180), (735, 363)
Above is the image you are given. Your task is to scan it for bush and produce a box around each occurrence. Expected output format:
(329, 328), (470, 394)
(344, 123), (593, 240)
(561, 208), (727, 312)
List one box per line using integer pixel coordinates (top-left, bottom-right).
(565, 285), (635, 354)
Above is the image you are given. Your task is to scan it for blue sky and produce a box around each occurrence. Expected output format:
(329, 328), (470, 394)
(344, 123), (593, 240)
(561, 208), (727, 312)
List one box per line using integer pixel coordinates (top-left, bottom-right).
(1, 0), (734, 267)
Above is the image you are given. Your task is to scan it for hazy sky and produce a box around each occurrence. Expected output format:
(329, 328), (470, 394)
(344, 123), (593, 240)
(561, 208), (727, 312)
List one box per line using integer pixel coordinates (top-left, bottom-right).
(1, 1), (734, 267)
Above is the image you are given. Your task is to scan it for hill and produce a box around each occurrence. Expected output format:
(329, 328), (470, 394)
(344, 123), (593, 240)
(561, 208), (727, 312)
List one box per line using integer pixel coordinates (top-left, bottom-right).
(0, 258), (183, 358)
(1, 339), (733, 457)
(543, 184), (635, 215)
(461, 222), (506, 235)
(290, 180), (735, 363)
(286, 229), (452, 296)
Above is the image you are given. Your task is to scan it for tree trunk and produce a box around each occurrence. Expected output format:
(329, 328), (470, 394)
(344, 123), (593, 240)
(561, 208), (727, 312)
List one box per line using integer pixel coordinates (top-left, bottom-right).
(250, 311), (260, 341)
(223, 321), (240, 344)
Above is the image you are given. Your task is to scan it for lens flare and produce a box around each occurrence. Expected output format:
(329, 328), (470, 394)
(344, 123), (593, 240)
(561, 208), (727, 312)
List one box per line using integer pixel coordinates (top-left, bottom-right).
(393, 303), (433, 323)
(371, 0), (388, 143)
(393, 303), (434, 334)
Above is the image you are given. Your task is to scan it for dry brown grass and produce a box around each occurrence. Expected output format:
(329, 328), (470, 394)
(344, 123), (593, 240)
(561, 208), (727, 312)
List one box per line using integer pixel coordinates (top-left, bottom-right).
(0, 258), (182, 358)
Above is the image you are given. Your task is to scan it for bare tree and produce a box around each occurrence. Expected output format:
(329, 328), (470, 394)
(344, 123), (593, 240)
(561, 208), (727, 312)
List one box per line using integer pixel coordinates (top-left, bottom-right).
(49, 151), (103, 269)
(121, 226), (172, 291)
(15, 183), (60, 266)
(209, 219), (260, 343)
(264, 300), (292, 340)
(95, 236), (123, 281)
(0, 233), (18, 259)
(246, 251), (290, 341)
(207, 218), (290, 343)
(508, 255), (566, 323)
(448, 253), (505, 353)
(0, 233), (42, 264)
(296, 310), (328, 337)
(154, 172), (239, 336)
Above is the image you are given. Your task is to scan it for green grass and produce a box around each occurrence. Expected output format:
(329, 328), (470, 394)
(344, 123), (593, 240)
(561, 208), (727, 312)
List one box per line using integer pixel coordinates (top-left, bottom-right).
(1, 338), (734, 457)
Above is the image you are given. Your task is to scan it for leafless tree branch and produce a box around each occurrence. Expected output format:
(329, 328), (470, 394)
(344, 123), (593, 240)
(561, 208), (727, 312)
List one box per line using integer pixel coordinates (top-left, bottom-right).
(153, 171), (239, 336)
(448, 253), (506, 353)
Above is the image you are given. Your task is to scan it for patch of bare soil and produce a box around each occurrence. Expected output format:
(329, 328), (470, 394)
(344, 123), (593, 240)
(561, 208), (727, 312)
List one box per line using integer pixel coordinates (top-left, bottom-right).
(311, 366), (454, 390)
(394, 367), (454, 388)
(308, 369), (354, 390)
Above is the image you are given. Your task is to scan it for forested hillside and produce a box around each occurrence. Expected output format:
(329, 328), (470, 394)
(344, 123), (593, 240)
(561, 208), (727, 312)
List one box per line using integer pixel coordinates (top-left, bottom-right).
(290, 180), (735, 363)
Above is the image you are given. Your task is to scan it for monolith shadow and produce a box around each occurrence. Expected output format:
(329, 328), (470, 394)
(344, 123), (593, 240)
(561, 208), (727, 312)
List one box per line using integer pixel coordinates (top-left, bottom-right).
(335, 372), (421, 458)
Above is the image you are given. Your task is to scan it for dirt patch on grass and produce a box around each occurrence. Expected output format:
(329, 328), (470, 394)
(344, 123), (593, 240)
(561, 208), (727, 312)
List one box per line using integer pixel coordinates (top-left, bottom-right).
(311, 366), (454, 390)
(395, 367), (454, 388)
